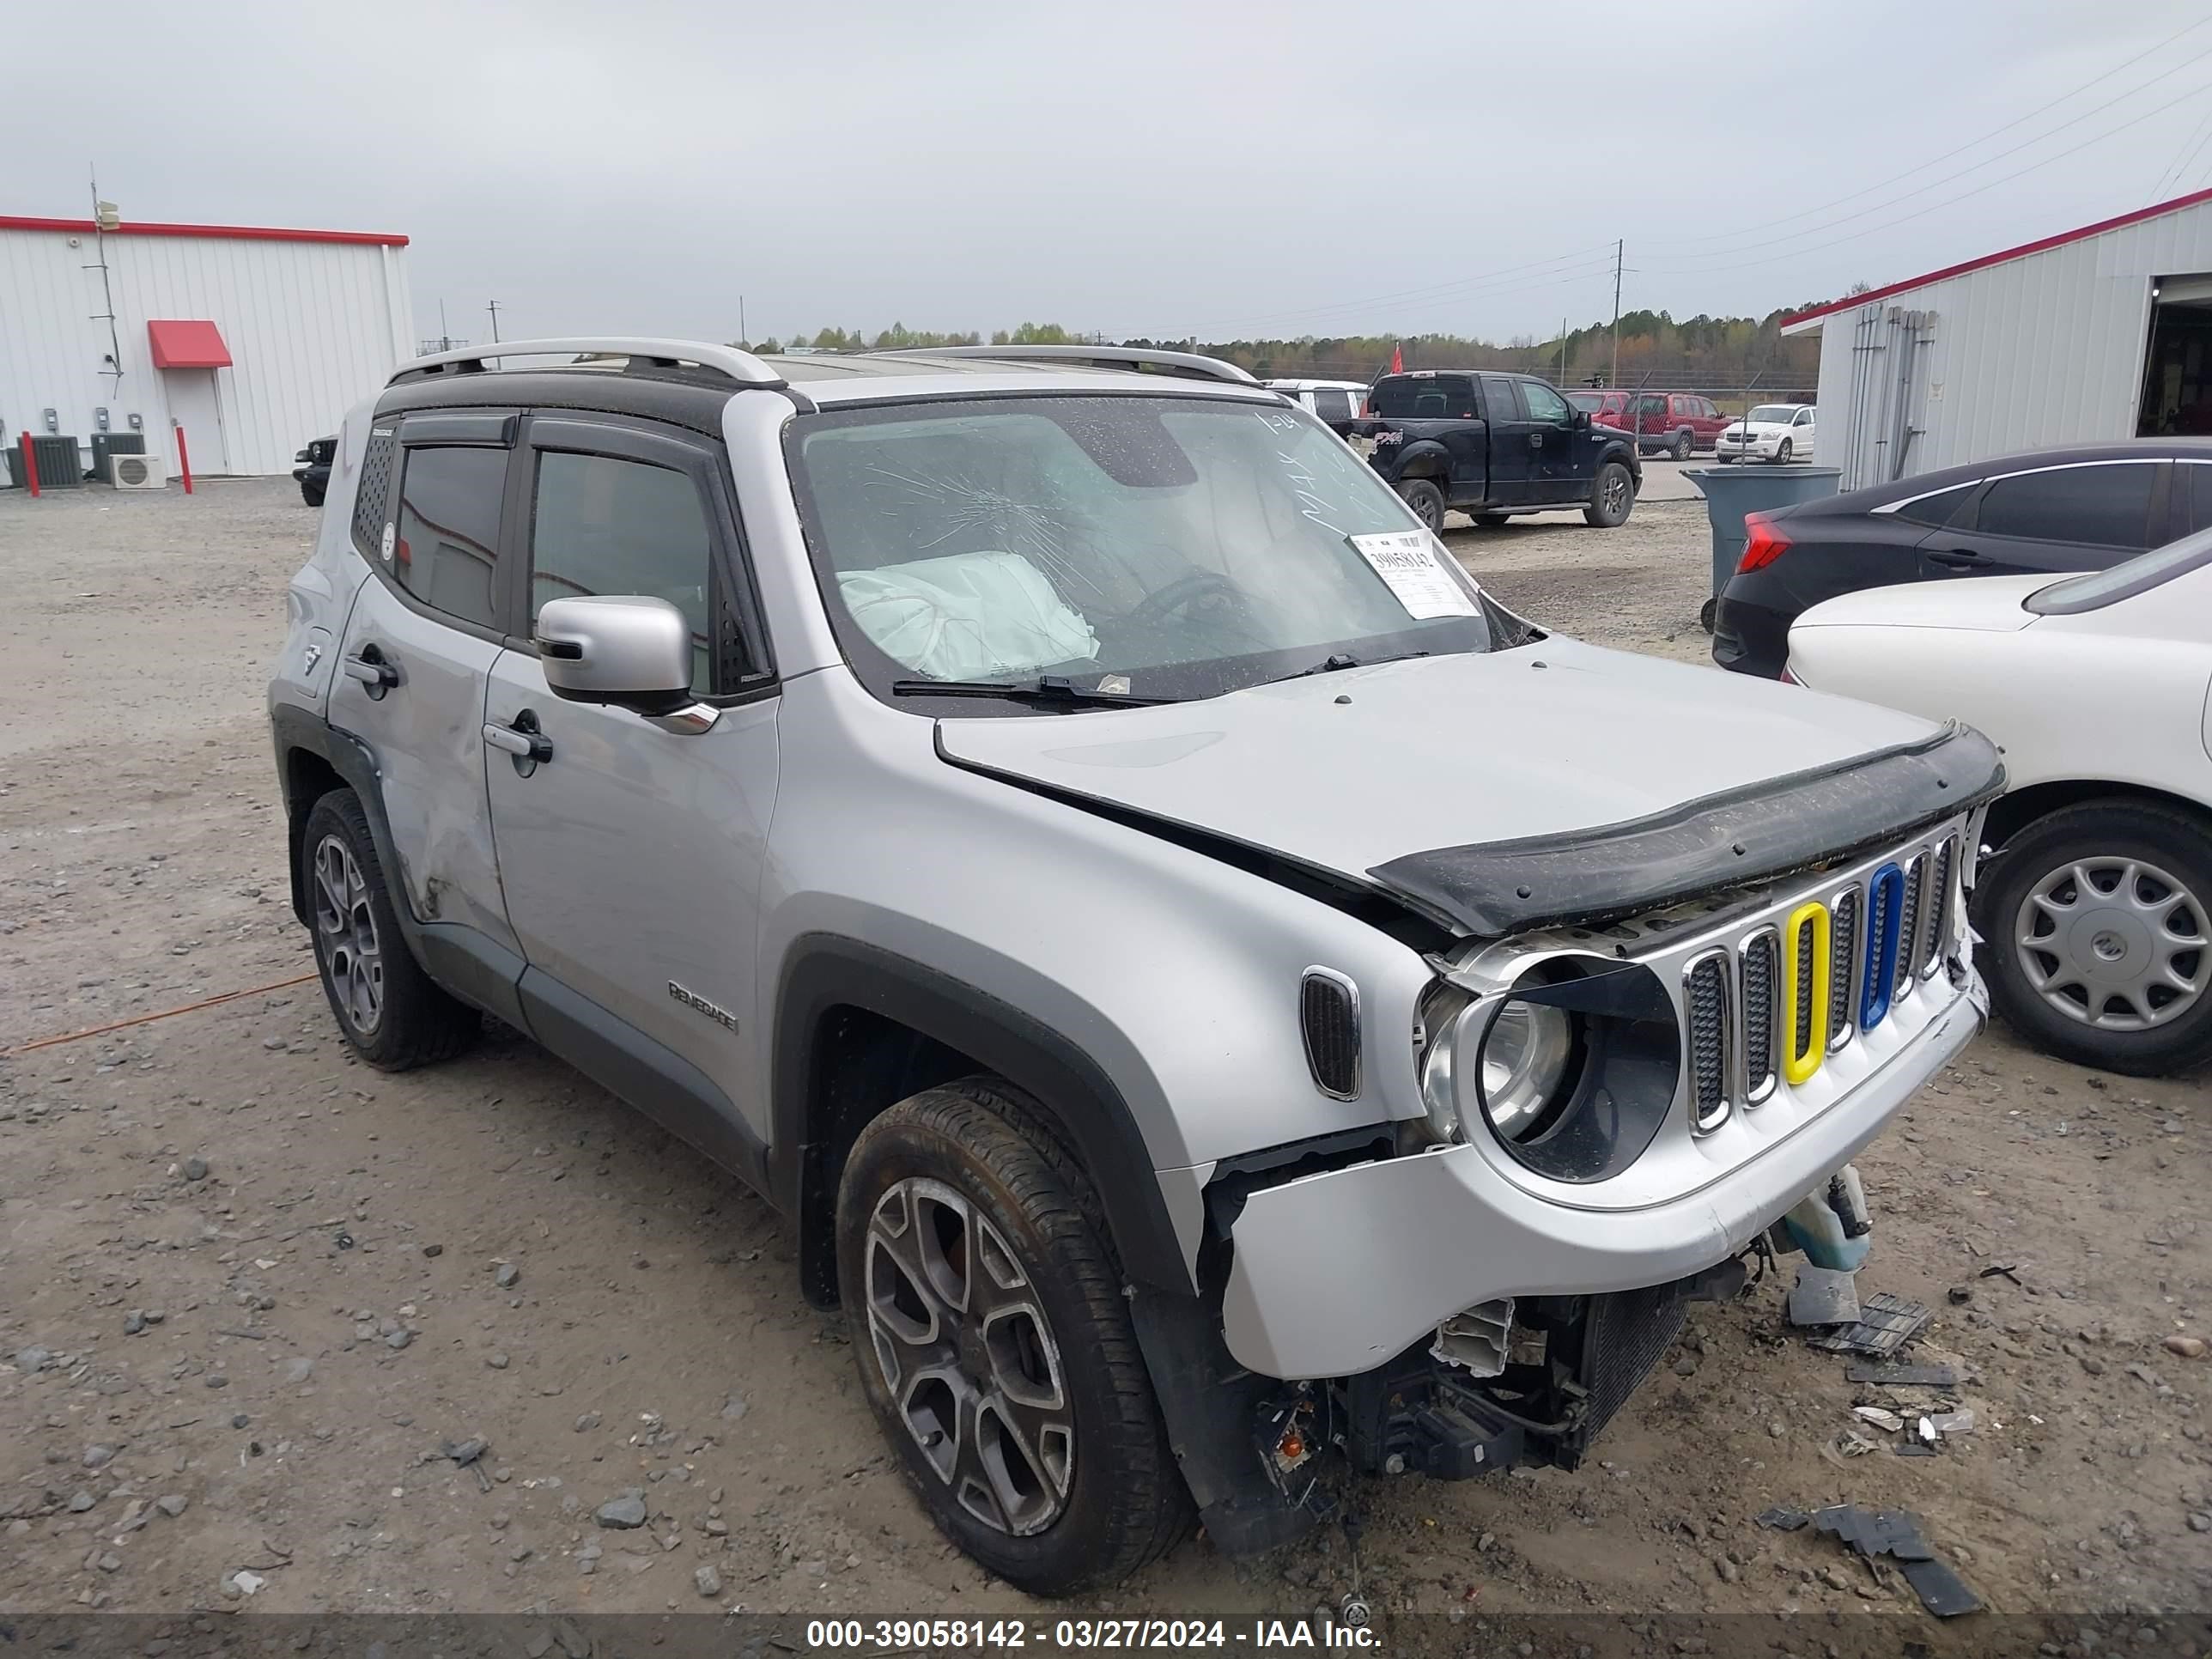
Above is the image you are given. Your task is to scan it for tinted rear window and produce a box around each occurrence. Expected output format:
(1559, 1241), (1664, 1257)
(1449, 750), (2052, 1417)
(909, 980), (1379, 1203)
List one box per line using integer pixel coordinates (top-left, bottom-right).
(392, 446), (507, 629)
(1974, 463), (2158, 549)
(1371, 376), (1477, 419)
(1311, 388), (1357, 422)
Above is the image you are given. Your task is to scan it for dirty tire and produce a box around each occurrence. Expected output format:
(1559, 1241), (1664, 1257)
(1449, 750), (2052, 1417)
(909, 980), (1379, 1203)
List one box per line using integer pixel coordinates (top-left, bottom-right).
(1397, 477), (1447, 533)
(1974, 801), (2212, 1077)
(300, 479), (325, 508)
(1584, 460), (1634, 528)
(1698, 594), (1717, 634)
(1471, 511), (1510, 529)
(1775, 438), (1794, 465)
(300, 789), (478, 1071)
(836, 1079), (1193, 1594)
(1671, 429), (1693, 462)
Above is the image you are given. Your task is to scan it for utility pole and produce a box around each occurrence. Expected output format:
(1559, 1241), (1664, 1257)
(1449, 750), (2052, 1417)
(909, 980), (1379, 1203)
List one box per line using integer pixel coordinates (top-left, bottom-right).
(439, 301), (453, 352)
(739, 295), (747, 348)
(487, 300), (502, 343)
(1558, 316), (1568, 386)
(1609, 239), (1623, 392)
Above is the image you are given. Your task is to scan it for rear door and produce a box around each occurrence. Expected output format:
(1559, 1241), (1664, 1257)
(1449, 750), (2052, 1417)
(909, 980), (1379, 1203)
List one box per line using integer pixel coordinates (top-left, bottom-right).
(1480, 374), (1543, 505)
(326, 413), (521, 961)
(482, 413), (781, 1162)
(1922, 459), (2167, 579)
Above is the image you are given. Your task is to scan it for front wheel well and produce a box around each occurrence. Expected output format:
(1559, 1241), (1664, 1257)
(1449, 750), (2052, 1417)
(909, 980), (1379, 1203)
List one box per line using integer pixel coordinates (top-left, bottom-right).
(1981, 780), (2212, 855)
(793, 1006), (981, 1305)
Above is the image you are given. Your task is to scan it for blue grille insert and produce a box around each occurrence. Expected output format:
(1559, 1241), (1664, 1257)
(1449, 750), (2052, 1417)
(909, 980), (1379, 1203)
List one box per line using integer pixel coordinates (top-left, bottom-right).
(1862, 863), (1905, 1030)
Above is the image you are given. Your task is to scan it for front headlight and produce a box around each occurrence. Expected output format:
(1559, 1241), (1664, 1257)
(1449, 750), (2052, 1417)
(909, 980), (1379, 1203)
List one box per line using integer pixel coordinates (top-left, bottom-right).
(1422, 957), (1681, 1182)
(1477, 1000), (1577, 1140)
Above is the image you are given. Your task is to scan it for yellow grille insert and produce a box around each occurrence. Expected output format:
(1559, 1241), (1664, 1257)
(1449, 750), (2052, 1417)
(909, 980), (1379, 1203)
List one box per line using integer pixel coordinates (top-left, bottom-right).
(1782, 901), (1831, 1085)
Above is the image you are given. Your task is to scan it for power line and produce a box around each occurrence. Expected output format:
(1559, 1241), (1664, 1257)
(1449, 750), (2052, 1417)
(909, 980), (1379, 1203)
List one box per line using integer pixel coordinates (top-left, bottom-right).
(1642, 43), (2212, 268)
(1644, 12), (2212, 249)
(2153, 102), (2212, 200)
(1640, 75), (2212, 279)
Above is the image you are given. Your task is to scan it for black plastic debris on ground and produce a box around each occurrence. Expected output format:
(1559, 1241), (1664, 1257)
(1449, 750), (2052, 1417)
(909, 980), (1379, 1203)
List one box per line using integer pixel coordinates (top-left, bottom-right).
(1807, 1291), (1932, 1358)
(1846, 1360), (1960, 1387)
(1811, 1504), (1982, 1618)
(1788, 1264), (1861, 1328)
(1756, 1506), (1810, 1531)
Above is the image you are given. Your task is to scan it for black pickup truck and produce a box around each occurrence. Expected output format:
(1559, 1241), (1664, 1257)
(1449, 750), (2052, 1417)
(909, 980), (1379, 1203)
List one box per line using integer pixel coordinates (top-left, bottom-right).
(1356, 370), (1641, 532)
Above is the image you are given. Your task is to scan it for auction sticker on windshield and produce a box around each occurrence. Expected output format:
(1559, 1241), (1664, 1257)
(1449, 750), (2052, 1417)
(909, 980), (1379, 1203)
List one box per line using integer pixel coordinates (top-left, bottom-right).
(1348, 530), (1480, 620)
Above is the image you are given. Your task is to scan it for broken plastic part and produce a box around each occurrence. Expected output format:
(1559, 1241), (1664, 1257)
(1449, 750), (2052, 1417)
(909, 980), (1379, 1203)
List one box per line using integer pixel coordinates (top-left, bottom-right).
(1430, 1297), (1514, 1378)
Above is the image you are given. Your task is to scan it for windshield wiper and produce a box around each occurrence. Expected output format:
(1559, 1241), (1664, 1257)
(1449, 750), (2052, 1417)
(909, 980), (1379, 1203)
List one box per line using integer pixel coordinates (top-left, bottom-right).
(890, 676), (1179, 708)
(1279, 649), (1431, 682)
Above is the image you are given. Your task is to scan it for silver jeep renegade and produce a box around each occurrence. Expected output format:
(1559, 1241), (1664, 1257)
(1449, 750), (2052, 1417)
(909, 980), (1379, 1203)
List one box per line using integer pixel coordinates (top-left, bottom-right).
(268, 339), (2000, 1594)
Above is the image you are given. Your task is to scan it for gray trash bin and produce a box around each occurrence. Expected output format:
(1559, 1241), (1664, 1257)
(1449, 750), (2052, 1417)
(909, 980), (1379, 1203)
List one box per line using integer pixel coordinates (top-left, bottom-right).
(1683, 465), (1842, 629)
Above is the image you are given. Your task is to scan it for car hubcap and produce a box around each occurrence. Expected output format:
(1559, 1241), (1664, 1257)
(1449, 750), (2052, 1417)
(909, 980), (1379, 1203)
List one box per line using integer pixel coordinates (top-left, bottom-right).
(312, 835), (384, 1036)
(2014, 855), (2207, 1031)
(864, 1177), (1073, 1536)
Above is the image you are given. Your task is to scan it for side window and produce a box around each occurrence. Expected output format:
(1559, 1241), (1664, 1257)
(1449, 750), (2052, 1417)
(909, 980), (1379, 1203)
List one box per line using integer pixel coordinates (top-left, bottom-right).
(1794, 409), (1814, 426)
(1890, 483), (1978, 529)
(529, 450), (720, 694)
(1312, 389), (1355, 422)
(391, 446), (507, 629)
(1635, 395), (1665, 419)
(1701, 398), (1720, 419)
(351, 427), (398, 559)
(1973, 464), (2158, 549)
(2187, 463), (2212, 534)
(1521, 381), (1571, 425)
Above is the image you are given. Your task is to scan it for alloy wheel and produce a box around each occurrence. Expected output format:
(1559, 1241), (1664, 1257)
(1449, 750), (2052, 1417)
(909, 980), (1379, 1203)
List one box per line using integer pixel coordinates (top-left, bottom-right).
(2014, 854), (2207, 1030)
(864, 1176), (1074, 1536)
(1601, 469), (1631, 518)
(312, 834), (384, 1036)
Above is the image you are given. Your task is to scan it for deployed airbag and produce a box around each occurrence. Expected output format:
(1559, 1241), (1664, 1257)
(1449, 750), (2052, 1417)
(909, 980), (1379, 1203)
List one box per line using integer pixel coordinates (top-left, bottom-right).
(839, 550), (1098, 682)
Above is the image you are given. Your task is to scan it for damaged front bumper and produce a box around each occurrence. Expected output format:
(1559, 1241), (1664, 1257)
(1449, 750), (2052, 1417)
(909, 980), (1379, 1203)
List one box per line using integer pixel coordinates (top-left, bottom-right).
(1219, 969), (1984, 1383)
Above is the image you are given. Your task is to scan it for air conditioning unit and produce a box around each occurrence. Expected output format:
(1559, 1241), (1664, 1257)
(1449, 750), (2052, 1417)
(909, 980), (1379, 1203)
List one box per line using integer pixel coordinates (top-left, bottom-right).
(111, 453), (167, 489)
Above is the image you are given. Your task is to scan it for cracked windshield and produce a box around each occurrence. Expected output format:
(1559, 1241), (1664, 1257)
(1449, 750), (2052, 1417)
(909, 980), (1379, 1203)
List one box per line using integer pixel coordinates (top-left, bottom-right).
(793, 396), (1495, 699)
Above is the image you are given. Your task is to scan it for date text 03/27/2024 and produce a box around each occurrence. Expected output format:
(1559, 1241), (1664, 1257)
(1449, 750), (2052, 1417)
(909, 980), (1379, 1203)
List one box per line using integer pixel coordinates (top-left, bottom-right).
(805, 1620), (1380, 1650)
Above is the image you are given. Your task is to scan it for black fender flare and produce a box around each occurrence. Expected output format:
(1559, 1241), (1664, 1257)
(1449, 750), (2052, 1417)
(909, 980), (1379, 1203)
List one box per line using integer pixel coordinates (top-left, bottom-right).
(769, 933), (1194, 1301)
(1595, 439), (1643, 484)
(269, 703), (527, 1028)
(1384, 438), (1453, 483)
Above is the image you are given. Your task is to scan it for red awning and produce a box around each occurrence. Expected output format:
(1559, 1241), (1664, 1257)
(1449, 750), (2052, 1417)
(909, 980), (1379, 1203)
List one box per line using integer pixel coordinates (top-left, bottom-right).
(147, 319), (232, 369)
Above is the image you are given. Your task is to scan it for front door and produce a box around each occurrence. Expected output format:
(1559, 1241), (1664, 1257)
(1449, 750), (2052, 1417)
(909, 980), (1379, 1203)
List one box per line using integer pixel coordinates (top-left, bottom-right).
(483, 416), (781, 1160)
(1516, 379), (1583, 502)
(1921, 459), (2167, 580)
(326, 422), (520, 957)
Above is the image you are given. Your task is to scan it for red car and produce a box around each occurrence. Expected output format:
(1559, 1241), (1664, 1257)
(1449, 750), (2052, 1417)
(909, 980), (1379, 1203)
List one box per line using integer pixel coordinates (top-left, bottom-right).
(1565, 388), (1634, 434)
(1623, 392), (1730, 460)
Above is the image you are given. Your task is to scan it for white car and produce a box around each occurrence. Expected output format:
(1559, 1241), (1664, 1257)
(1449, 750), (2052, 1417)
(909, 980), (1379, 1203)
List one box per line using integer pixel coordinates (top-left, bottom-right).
(1786, 529), (2212, 1075)
(1264, 377), (1370, 432)
(1718, 403), (1816, 465)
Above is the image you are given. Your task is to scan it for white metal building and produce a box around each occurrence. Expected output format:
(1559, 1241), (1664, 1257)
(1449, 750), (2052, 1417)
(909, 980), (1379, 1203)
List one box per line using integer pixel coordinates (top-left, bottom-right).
(0, 213), (412, 479)
(1783, 185), (2212, 491)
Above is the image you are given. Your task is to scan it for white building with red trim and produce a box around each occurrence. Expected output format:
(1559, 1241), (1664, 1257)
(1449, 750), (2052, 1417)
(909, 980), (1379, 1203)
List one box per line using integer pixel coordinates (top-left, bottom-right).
(1781, 186), (2212, 492)
(0, 214), (412, 481)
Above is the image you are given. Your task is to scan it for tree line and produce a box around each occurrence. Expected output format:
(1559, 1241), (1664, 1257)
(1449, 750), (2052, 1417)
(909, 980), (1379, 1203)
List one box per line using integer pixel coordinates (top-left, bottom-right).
(739, 301), (1850, 391)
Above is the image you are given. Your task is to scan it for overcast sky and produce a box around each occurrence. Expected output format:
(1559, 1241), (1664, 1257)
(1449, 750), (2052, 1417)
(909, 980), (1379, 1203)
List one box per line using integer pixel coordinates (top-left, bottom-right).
(15, 0), (2212, 349)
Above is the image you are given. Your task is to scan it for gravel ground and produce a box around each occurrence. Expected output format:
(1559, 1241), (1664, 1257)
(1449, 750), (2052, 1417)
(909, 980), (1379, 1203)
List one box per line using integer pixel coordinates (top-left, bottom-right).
(2, 478), (2207, 1637)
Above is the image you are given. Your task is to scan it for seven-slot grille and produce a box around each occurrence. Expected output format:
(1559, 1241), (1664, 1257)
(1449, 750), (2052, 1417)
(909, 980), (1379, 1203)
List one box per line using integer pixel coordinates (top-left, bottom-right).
(1680, 831), (1961, 1133)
